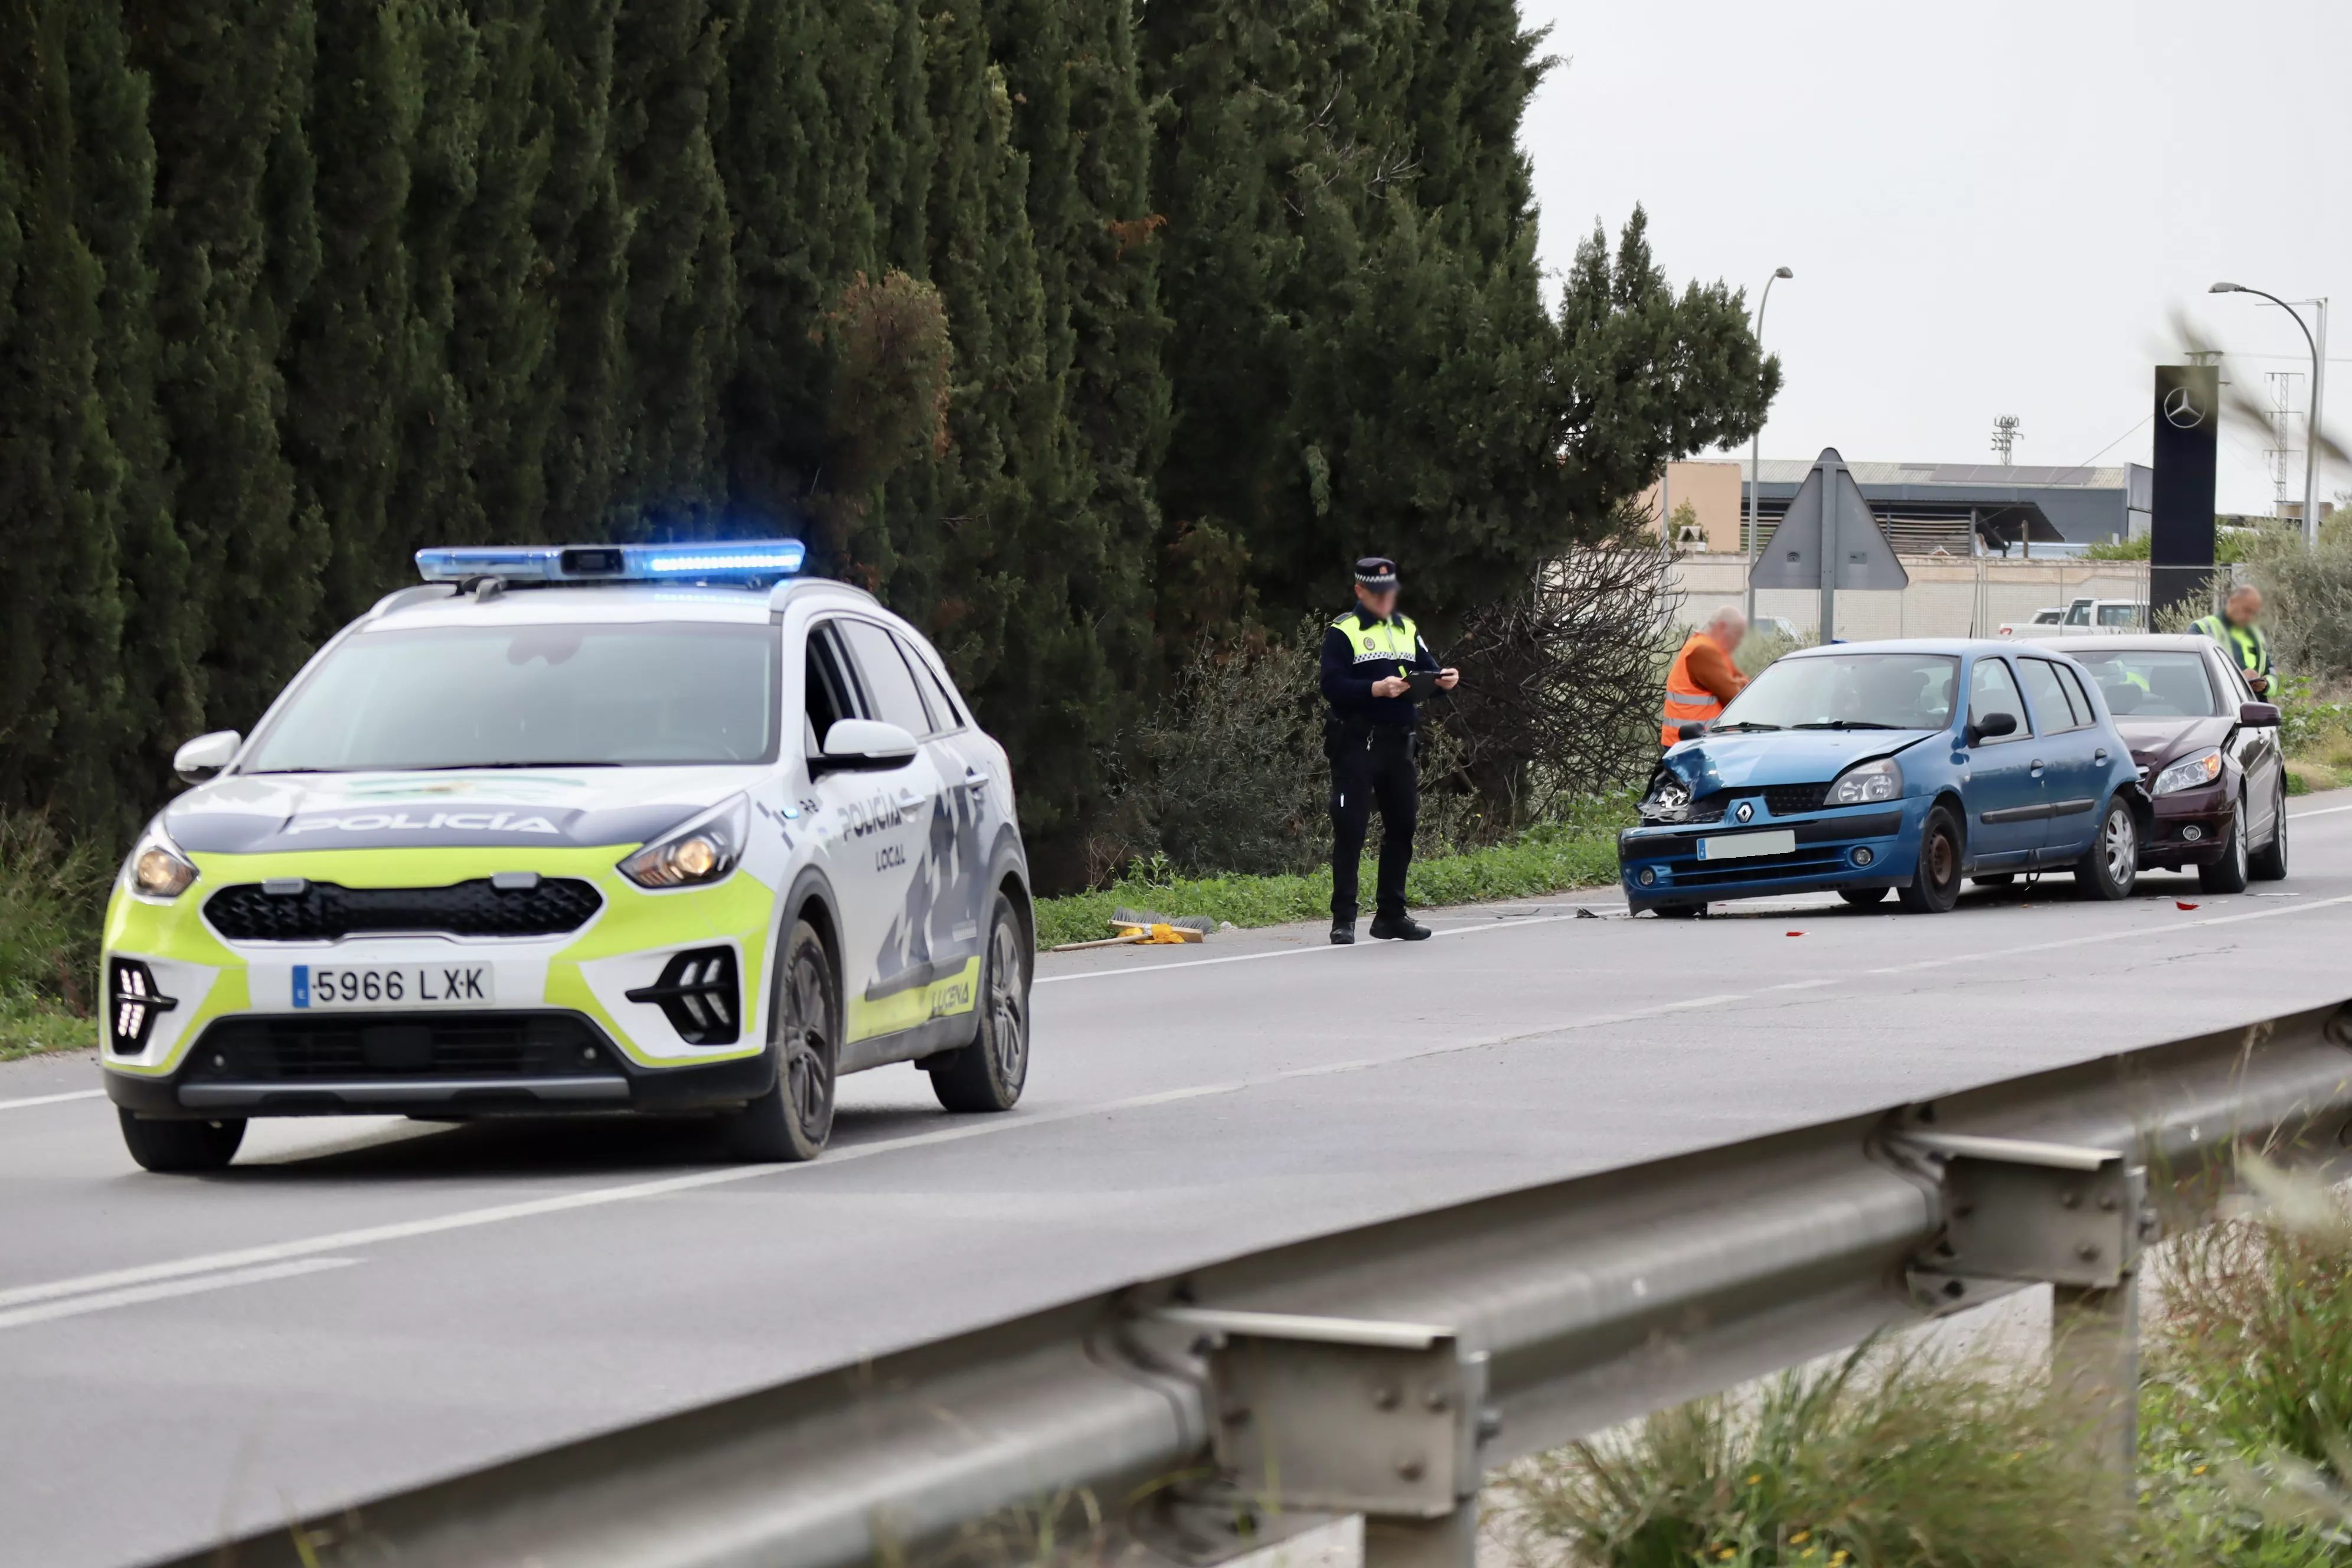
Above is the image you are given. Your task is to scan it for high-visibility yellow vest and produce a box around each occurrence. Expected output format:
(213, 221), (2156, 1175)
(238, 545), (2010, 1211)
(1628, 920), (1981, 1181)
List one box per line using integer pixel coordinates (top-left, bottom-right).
(1332, 610), (1421, 677)
(1660, 632), (1724, 745)
(2192, 614), (2274, 688)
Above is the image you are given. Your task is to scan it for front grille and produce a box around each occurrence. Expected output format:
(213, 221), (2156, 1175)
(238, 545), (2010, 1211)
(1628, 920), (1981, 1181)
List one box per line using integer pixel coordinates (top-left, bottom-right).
(186, 1012), (613, 1080)
(205, 878), (602, 942)
(1764, 783), (1830, 816)
(1686, 783), (1831, 823)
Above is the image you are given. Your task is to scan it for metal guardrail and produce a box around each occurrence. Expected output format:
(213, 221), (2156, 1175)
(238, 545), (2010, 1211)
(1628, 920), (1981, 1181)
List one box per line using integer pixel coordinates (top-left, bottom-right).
(168, 999), (2352, 1568)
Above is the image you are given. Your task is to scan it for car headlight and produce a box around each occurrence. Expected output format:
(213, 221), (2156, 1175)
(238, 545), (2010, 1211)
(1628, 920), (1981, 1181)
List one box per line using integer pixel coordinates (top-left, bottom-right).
(619, 795), (750, 889)
(1828, 756), (1903, 806)
(123, 825), (198, 900)
(1638, 776), (1693, 824)
(2152, 749), (2224, 796)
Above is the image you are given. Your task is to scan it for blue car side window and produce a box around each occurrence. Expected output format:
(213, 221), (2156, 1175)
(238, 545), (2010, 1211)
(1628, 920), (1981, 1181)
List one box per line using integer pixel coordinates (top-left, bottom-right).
(1966, 658), (2030, 743)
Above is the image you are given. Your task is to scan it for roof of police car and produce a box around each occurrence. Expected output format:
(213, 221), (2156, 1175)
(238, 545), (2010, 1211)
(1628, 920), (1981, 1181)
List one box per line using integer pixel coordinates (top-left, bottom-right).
(364, 576), (875, 631)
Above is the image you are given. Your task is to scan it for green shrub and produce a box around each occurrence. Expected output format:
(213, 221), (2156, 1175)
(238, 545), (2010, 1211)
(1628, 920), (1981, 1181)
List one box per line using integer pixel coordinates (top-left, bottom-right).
(1495, 1344), (2118, 1568)
(0, 815), (111, 1058)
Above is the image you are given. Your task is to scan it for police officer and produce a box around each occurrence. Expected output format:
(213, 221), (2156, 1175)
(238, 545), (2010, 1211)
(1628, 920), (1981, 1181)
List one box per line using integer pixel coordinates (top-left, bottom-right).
(2193, 584), (2276, 698)
(1320, 557), (1459, 945)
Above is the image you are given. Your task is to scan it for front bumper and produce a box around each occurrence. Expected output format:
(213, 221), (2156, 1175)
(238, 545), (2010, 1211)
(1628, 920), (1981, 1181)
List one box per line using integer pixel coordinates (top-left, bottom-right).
(2141, 784), (2237, 870)
(1617, 800), (1920, 910)
(100, 842), (782, 1112)
(104, 1010), (775, 1119)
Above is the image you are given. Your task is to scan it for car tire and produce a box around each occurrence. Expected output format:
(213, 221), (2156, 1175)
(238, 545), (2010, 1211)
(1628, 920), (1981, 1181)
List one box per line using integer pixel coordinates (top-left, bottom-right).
(2199, 793), (2251, 894)
(1971, 873), (2014, 887)
(727, 917), (839, 1162)
(119, 1109), (244, 1173)
(1896, 805), (1964, 913)
(929, 893), (1031, 1114)
(2250, 780), (2289, 881)
(1837, 887), (1890, 907)
(2074, 796), (2139, 901)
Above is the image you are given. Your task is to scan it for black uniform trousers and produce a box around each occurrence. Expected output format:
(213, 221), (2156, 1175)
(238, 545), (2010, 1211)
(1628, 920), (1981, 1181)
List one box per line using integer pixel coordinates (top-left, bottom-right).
(1328, 721), (1418, 924)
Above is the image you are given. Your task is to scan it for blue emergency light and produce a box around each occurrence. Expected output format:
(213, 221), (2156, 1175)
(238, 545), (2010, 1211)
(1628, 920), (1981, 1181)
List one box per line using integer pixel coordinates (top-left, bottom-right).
(414, 539), (806, 585)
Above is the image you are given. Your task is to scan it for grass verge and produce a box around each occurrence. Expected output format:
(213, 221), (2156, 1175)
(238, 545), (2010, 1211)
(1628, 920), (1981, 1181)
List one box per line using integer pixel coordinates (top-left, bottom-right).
(1034, 802), (1631, 950)
(0, 815), (109, 1060)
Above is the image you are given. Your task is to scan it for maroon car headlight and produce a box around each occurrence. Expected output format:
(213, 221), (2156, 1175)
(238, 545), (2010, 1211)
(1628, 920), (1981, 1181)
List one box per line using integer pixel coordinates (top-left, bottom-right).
(2151, 749), (2223, 797)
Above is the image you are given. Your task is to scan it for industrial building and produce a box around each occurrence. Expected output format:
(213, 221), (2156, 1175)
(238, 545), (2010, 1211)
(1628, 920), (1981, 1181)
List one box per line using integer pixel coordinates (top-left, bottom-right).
(1645, 458), (2152, 556)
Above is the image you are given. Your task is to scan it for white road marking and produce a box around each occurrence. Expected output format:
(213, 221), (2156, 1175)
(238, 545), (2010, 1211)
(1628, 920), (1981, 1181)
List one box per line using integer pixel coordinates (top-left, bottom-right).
(0, 1259), (357, 1332)
(6, 886), (2351, 1322)
(2289, 803), (2352, 819)
(1038, 906), (1609, 985)
(0, 1089), (103, 1113)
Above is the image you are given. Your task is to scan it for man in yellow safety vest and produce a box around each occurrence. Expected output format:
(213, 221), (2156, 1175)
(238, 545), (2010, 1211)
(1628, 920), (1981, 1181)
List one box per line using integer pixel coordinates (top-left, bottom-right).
(1319, 557), (1460, 945)
(2192, 585), (2276, 698)
(1660, 606), (1749, 746)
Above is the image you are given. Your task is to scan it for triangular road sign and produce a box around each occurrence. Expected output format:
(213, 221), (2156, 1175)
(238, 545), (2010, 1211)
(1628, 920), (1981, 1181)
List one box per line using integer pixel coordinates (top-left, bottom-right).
(1749, 448), (1910, 593)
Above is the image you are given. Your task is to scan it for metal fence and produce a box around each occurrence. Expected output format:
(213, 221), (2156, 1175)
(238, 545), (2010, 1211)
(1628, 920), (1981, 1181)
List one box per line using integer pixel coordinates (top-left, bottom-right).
(170, 999), (2352, 1568)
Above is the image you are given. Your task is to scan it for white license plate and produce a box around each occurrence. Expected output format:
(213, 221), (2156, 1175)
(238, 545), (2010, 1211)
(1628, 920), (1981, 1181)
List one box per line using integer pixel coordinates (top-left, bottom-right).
(293, 964), (492, 1009)
(1696, 829), (1796, 862)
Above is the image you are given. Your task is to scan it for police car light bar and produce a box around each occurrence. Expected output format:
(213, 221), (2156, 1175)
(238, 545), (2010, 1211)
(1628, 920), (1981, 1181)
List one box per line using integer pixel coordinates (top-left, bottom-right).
(414, 539), (806, 584)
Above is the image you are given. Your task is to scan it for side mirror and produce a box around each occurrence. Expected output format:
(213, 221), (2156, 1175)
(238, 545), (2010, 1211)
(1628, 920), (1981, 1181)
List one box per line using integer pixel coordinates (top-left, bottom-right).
(172, 730), (241, 782)
(814, 718), (918, 775)
(1675, 721), (1707, 743)
(2239, 701), (2281, 727)
(1964, 711), (2017, 747)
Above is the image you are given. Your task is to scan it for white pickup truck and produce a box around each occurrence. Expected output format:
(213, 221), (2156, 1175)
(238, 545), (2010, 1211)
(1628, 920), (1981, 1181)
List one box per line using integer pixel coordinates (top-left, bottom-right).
(1997, 597), (2145, 639)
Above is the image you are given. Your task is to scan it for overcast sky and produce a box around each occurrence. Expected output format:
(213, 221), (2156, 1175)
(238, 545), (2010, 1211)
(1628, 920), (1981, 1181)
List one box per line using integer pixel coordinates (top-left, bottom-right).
(1517, 0), (2350, 512)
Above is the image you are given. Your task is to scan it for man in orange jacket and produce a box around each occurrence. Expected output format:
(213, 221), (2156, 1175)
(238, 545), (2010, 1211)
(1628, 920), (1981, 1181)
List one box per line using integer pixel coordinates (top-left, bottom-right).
(1660, 606), (1749, 746)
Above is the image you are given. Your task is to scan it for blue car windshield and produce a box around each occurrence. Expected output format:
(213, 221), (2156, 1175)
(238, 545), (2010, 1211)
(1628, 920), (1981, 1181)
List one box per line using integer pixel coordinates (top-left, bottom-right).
(244, 623), (780, 772)
(1715, 652), (1959, 732)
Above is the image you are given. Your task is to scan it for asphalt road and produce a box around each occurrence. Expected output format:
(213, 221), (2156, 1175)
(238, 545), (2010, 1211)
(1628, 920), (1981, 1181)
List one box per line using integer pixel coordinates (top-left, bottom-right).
(8, 796), (2352, 1567)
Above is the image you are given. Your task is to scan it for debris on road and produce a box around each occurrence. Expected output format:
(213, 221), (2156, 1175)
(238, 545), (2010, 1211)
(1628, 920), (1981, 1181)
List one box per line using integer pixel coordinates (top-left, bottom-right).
(1050, 909), (1215, 951)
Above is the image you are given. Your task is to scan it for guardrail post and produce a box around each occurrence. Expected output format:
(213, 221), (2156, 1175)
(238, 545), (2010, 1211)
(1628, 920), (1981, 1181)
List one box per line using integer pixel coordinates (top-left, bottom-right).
(2051, 1278), (2139, 1480)
(1158, 1308), (1494, 1568)
(1897, 1131), (2157, 1498)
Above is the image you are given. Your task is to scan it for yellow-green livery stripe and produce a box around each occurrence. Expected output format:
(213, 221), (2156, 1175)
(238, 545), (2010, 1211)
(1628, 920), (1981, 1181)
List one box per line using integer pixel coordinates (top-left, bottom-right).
(848, 958), (981, 1043)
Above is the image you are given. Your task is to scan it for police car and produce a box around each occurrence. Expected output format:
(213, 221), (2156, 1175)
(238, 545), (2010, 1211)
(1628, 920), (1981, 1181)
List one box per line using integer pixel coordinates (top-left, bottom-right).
(102, 541), (1033, 1171)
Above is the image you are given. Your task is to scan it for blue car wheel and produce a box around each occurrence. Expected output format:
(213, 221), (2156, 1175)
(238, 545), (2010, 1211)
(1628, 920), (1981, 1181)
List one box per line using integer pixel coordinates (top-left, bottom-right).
(1895, 803), (1964, 914)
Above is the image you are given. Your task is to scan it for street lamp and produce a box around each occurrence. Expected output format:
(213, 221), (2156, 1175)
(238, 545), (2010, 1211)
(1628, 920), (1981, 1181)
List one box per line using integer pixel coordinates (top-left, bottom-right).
(1744, 266), (1794, 622)
(2210, 280), (2330, 549)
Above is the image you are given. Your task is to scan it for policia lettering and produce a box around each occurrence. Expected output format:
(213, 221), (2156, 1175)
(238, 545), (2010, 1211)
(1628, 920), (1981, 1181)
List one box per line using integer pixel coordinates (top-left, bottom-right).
(1318, 557), (1453, 944)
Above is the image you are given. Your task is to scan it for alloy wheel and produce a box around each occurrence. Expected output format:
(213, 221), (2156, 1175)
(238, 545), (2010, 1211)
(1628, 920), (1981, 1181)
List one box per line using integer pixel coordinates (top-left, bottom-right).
(2103, 807), (2136, 885)
(987, 919), (1027, 1084)
(785, 945), (837, 1142)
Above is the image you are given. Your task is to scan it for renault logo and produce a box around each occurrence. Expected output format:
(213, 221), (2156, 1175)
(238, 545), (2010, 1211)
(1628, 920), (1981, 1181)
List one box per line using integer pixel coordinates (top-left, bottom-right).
(2163, 384), (2207, 429)
(1735, 801), (1755, 824)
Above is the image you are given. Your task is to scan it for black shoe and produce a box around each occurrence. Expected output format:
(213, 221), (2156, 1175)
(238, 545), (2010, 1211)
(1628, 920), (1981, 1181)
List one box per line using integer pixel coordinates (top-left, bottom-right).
(1368, 914), (1432, 942)
(1330, 920), (1356, 946)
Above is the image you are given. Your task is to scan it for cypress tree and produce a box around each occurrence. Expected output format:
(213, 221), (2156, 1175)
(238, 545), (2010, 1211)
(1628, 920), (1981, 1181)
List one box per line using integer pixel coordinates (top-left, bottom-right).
(446, 0), (558, 543)
(388, 0), (486, 558)
(131, 0), (325, 731)
(285, 0), (420, 629)
(0, 0), (130, 826)
(535, 0), (626, 531)
(606, 0), (736, 531)
(68, 0), (200, 816)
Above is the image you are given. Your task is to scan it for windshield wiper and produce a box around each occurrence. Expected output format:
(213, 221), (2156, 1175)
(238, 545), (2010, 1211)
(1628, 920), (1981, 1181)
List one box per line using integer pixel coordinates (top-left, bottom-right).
(1709, 721), (1782, 733)
(1793, 720), (1902, 731)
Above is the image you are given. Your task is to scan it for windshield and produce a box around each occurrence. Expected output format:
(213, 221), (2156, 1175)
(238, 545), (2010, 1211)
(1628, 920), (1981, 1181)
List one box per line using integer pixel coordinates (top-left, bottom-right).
(244, 623), (779, 772)
(2070, 649), (2221, 718)
(1713, 652), (1959, 732)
